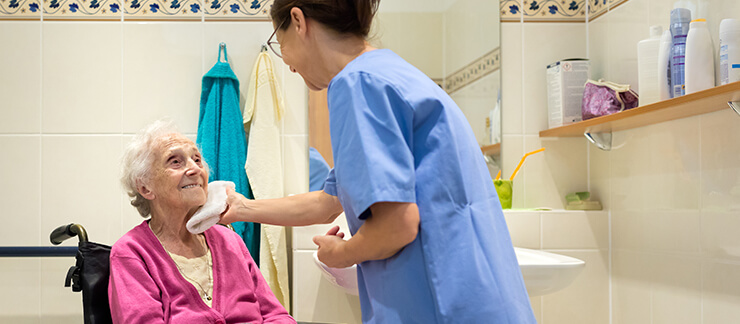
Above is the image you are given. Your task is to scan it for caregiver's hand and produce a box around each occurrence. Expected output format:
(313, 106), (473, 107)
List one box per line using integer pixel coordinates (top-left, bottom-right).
(314, 202), (420, 268)
(219, 187), (249, 225)
(313, 226), (351, 268)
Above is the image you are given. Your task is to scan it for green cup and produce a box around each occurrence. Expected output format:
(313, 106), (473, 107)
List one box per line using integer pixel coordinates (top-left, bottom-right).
(493, 179), (513, 209)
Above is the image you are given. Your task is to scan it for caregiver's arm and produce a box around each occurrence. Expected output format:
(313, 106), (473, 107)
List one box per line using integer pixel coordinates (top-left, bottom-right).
(313, 202), (419, 268)
(220, 188), (343, 226)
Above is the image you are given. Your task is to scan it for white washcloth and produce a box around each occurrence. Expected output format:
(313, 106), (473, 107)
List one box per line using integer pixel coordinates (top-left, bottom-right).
(243, 51), (290, 311)
(186, 181), (235, 234)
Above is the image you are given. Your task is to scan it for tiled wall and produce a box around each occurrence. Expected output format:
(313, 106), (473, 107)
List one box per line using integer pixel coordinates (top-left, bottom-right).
(500, 19), (589, 209)
(587, 0), (740, 323)
(505, 210), (610, 324)
(373, 12), (444, 79)
(0, 20), (308, 322)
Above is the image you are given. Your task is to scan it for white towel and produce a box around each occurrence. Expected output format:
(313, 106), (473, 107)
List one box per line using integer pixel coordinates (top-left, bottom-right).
(186, 181), (235, 234)
(243, 51), (290, 311)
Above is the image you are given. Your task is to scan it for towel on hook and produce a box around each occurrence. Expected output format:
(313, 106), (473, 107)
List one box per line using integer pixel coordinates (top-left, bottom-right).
(196, 44), (260, 261)
(243, 51), (290, 311)
(186, 181), (235, 234)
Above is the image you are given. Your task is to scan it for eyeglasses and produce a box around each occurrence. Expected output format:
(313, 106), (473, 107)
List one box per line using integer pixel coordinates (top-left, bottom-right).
(266, 18), (288, 58)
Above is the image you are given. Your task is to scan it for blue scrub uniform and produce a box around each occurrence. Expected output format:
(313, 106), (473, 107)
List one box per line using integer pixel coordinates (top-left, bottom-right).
(309, 147), (331, 192)
(323, 49), (536, 324)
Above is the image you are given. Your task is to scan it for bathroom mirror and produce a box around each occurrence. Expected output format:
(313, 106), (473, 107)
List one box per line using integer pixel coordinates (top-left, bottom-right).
(308, 0), (502, 178)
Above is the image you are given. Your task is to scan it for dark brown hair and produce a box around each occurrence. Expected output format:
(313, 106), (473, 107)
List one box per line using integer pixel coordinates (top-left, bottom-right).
(270, 0), (380, 38)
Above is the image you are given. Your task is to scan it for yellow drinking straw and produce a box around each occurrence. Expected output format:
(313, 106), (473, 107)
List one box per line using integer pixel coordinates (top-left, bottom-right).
(509, 148), (545, 181)
(495, 170), (502, 181)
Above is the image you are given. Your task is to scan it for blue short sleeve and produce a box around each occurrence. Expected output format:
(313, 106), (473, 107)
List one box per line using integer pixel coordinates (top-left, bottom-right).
(309, 147), (331, 192)
(327, 72), (416, 220)
(323, 168), (337, 196)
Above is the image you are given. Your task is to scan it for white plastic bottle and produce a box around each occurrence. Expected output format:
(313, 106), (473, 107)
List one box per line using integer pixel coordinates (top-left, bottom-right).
(638, 25), (663, 105)
(685, 18), (715, 94)
(658, 30), (673, 100)
(720, 19), (740, 85)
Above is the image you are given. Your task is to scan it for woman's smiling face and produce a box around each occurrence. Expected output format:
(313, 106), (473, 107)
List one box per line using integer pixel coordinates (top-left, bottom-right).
(148, 134), (208, 212)
(273, 13), (327, 91)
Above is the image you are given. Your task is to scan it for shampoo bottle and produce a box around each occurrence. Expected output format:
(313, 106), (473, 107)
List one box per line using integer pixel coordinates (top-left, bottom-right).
(658, 29), (673, 100)
(720, 19), (740, 85)
(685, 19), (715, 93)
(638, 25), (663, 105)
(670, 8), (691, 97)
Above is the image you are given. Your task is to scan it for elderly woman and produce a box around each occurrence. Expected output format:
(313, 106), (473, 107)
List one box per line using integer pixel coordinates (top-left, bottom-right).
(109, 120), (295, 324)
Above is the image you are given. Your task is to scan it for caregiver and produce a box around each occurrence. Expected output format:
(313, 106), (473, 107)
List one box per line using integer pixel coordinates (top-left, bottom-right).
(221, 0), (536, 323)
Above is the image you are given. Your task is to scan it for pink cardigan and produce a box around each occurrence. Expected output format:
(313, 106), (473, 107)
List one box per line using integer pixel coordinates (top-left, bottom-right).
(108, 221), (295, 324)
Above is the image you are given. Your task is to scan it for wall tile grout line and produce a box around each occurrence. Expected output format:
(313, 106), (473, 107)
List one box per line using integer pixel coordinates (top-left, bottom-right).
(519, 13), (526, 207)
(38, 13), (45, 320)
(698, 114), (704, 324)
(119, 16), (125, 238)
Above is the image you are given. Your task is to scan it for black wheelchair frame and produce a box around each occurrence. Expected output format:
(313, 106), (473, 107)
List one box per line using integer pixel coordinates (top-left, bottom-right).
(50, 223), (113, 324)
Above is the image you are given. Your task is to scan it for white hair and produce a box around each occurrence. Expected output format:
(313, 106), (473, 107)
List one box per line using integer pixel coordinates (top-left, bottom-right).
(120, 119), (209, 217)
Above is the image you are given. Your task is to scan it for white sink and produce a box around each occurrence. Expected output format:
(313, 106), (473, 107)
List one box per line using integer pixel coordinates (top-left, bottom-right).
(313, 252), (360, 295)
(313, 247), (585, 297)
(515, 247), (585, 296)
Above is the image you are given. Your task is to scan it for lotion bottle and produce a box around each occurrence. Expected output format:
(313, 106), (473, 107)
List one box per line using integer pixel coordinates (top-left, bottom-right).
(638, 25), (663, 105)
(685, 19), (715, 93)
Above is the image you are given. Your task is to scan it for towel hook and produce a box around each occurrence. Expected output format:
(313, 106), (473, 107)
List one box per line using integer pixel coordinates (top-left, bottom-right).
(261, 44), (268, 53)
(218, 42), (228, 63)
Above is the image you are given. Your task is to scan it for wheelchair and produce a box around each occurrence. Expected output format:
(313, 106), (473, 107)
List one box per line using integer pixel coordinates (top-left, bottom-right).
(50, 223), (112, 324)
(49, 223), (319, 324)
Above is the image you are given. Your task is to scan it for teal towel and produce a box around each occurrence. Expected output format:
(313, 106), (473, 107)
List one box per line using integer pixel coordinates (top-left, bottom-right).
(196, 49), (260, 264)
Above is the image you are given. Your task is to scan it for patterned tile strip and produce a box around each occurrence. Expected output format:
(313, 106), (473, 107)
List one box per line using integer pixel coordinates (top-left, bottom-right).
(587, 0), (608, 20)
(44, 0), (121, 18)
(203, 0), (270, 19)
(0, 0), (42, 18)
(0, 0), (270, 18)
(122, 0), (201, 18)
(501, 0), (627, 22)
(501, 0), (586, 22)
(445, 47), (500, 94)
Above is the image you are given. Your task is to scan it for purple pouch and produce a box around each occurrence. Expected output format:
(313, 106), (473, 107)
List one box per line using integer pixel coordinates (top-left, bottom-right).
(581, 80), (639, 120)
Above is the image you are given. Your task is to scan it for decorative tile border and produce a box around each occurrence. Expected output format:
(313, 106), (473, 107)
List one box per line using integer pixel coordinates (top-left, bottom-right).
(203, 0), (270, 19)
(0, 0), (269, 18)
(0, 0), (41, 19)
(501, 0), (586, 22)
(588, 0), (607, 20)
(44, 0), (121, 19)
(445, 47), (500, 94)
(500, 0), (628, 22)
(123, 0), (200, 19)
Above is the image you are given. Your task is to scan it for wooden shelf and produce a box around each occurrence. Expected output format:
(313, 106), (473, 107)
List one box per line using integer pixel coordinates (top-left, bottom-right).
(540, 81), (740, 137)
(481, 143), (501, 155)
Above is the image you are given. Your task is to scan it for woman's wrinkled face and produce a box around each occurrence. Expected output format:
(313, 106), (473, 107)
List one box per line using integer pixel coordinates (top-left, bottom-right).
(148, 134), (208, 212)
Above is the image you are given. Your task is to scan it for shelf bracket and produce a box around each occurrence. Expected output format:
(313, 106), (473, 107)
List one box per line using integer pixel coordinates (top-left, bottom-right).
(729, 101), (740, 117)
(482, 153), (500, 169)
(584, 131), (612, 151)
